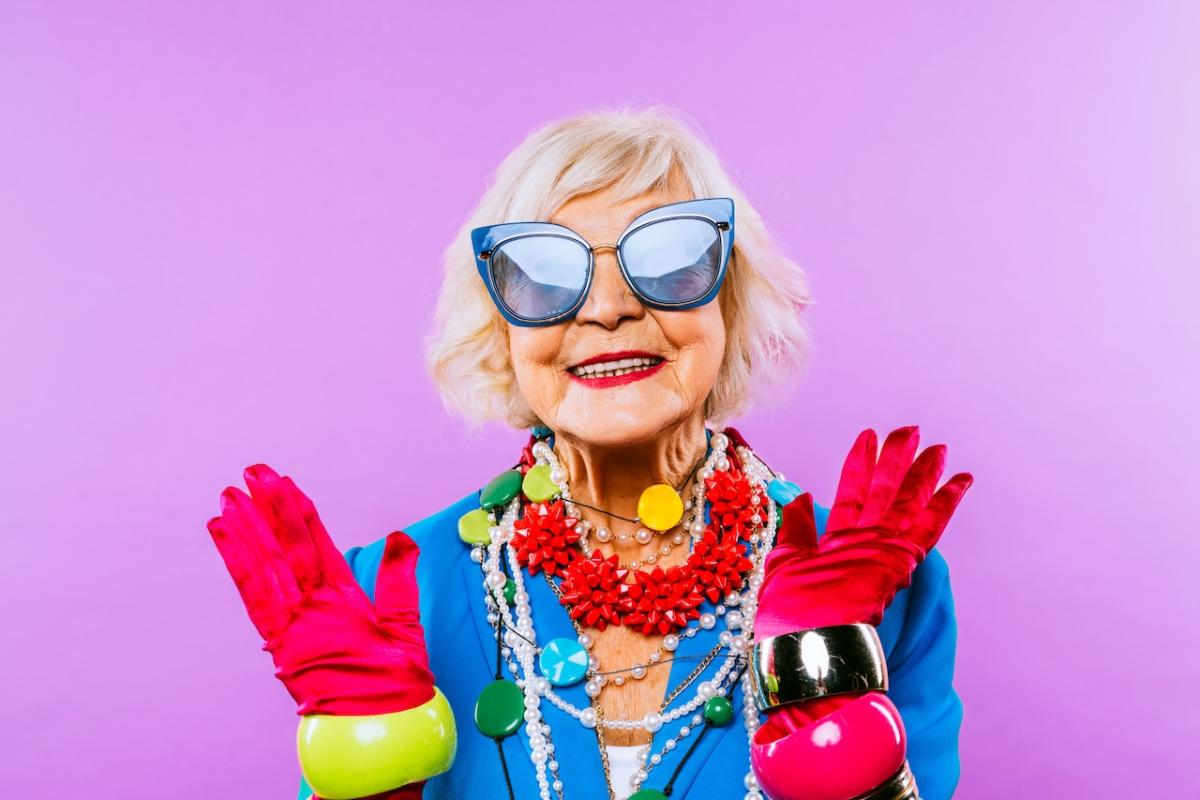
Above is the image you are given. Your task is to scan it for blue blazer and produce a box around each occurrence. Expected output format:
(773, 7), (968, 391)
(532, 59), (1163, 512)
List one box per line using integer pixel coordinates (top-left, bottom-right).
(298, 490), (963, 800)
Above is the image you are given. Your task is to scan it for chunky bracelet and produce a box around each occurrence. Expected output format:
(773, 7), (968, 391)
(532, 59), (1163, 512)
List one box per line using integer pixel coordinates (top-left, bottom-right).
(747, 623), (888, 711)
(296, 686), (457, 800)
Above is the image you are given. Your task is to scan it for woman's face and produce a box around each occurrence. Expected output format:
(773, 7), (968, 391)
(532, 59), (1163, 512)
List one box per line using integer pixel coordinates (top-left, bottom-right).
(507, 175), (727, 448)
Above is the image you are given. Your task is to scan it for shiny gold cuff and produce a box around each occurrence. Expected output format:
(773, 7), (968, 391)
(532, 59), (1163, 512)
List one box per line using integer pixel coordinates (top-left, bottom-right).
(850, 760), (920, 800)
(748, 623), (889, 711)
(296, 686), (457, 800)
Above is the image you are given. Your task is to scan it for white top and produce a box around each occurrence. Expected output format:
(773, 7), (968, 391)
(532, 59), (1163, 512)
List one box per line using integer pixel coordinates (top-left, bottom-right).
(605, 744), (644, 800)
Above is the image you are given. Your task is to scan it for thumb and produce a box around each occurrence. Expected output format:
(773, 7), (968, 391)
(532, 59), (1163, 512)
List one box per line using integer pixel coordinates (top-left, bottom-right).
(775, 491), (818, 555)
(375, 530), (424, 641)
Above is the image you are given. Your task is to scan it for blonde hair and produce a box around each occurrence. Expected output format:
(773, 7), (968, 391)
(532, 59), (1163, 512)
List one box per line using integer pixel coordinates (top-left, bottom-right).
(422, 105), (815, 431)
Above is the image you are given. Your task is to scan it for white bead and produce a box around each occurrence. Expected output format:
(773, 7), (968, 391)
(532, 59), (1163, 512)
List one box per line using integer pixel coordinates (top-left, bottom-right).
(663, 634), (680, 651)
(577, 632), (593, 648)
(697, 681), (716, 700)
(595, 527), (611, 542)
(745, 772), (760, 790)
(631, 665), (647, 679)
(642, 712), (663, 732)
(486, 570), (507, 589)
(470, 547), (484, 563)
(584, 679), (602, 697)
(551, 467), (567, 484)
(700, 613), (716, 629)
(635, 528), (652, 544)
(726, 611), (744, 629)
(579, 707), (597, 728)
(719, 631), (733, 646)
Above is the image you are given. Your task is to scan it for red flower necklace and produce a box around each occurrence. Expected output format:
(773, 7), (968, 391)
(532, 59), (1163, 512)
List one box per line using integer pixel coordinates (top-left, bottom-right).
(509, 436), (766, 635)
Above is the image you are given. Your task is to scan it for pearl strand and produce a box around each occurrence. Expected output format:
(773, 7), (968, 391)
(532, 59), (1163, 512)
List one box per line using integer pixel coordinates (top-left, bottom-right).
(482, 428), (780, 799)
(531, 431), (735, 686)
(482, 496), (564, 800)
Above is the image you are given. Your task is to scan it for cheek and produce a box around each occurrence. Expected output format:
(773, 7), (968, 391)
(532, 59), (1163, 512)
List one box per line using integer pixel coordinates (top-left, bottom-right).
(661, 307), (726, 389)
(508, 328), (567, 399)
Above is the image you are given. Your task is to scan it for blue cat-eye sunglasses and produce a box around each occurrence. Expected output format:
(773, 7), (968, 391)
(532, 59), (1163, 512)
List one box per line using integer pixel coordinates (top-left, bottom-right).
(470, 197), (735, 327)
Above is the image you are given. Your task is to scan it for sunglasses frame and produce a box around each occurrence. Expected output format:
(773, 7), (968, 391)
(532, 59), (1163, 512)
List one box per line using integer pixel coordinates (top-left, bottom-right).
(470, 196), (735, 327)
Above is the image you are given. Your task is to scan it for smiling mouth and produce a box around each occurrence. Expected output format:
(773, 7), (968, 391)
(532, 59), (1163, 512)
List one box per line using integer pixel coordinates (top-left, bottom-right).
(567, 356), (665, 380)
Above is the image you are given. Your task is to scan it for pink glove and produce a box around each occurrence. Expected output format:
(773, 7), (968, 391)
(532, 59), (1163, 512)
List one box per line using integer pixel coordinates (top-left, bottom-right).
(207, 464), (435, 799)
(750, 426), (973, 800)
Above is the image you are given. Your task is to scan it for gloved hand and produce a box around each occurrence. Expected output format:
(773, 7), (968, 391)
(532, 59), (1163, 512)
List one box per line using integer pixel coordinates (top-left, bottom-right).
(207, 464), (437, 799)
(749, 426), (973, 800)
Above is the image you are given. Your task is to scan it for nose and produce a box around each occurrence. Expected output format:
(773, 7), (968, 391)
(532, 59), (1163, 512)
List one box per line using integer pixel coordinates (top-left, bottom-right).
(573, 245), (644, 329)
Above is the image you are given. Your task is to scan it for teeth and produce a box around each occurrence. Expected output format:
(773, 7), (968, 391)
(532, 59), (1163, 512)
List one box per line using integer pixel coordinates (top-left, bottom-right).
(570, 356), (662, 378)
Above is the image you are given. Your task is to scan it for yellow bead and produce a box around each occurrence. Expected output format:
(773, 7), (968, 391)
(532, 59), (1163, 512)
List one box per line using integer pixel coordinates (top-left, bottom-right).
(297, 687), (457, 799)
(637, 483), (684, 532)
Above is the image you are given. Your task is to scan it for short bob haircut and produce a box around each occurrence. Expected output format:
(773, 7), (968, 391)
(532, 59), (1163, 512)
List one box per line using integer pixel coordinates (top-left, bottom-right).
(423, 105), (815, 431)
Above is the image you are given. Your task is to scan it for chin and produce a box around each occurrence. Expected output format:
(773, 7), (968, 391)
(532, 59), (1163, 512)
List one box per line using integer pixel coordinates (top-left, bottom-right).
(558, 405), (683, 447)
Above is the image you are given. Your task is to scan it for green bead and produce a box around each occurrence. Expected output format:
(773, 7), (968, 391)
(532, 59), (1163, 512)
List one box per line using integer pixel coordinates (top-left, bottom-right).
(521, 463), (559, 502)
(480, 469), (523, 509)
(474, 679), (524, 738)
(502, 577), (517, 606)
(457, 508), (492, 546)
(703, 695), (734, 726)
(628, 790), (669, 800)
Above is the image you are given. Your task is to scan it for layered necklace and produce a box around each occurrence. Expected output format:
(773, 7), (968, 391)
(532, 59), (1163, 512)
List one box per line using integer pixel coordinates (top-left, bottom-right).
(459, 426), (801, 800)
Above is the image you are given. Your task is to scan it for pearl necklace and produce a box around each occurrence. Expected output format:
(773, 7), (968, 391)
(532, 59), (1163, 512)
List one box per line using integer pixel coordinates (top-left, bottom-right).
(475, 429), (776, 800)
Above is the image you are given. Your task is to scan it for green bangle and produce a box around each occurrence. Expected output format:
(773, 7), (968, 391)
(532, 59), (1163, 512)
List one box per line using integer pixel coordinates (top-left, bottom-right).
(297, 687), (457, 800)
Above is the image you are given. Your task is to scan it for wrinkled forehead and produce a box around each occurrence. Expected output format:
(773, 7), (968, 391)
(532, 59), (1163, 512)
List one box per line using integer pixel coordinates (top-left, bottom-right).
(548, 180), (694, 243)
(547, 166), (696, 242)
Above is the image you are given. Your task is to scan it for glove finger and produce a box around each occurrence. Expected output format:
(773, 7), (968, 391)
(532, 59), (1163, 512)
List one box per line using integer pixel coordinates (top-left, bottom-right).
(827, 429), (878, 532)
(771, 492), (818, 557)
(859, 425), (921, 527)
(220, 485), (304, 609)
(279, 475), (358, 591)
(905, 471), (975, 552)
(375, 530), (429, 653)
(880, 444), (946, 532)
(207, 513), (292, 641)
(243, 464), (324, 595)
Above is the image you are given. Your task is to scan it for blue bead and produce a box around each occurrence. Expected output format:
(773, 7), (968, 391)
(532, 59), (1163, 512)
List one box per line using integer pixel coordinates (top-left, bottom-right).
(532, 425), (553, 438)
(768, 478), (804, 506)
(538, 637), (590, 687)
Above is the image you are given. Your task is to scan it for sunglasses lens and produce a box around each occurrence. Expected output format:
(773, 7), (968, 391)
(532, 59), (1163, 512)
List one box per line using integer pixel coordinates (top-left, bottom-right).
(621, 218), (723, 306)
(490, 235), (590, 321)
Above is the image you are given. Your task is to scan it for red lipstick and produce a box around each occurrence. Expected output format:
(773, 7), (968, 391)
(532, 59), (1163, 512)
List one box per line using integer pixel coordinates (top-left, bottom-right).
(566, 350), (666, 389)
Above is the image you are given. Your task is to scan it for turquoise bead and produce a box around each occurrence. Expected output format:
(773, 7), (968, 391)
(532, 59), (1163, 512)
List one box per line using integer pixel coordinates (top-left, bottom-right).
(532, 424), (553, 438)
(768, 478), (803, 506)
(538, 637), (590, 687)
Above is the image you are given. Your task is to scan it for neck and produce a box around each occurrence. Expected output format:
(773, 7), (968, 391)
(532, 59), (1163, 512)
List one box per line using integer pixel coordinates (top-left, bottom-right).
(550, 416), (710, 525)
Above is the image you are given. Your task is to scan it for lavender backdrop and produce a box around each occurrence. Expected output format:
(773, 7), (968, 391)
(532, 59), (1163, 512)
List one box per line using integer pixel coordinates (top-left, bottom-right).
(2, 2), (1196, 797)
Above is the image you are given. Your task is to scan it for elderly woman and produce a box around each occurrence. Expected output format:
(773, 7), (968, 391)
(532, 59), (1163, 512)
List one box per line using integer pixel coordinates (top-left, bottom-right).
(207, 108), (973, 800)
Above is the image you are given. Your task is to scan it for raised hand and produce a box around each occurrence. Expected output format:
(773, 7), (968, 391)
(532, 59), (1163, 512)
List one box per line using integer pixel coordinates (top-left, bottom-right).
(207, 463), (435, 714)
(749, 425), (973, 800)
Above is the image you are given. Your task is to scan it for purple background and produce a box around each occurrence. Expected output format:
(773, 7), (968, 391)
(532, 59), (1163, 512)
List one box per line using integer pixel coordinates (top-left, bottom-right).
(2, 3), (1196, 797)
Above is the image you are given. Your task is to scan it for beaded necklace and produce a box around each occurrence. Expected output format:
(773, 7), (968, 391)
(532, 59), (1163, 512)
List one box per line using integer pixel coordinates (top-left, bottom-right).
(460, 426), (804, 800)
